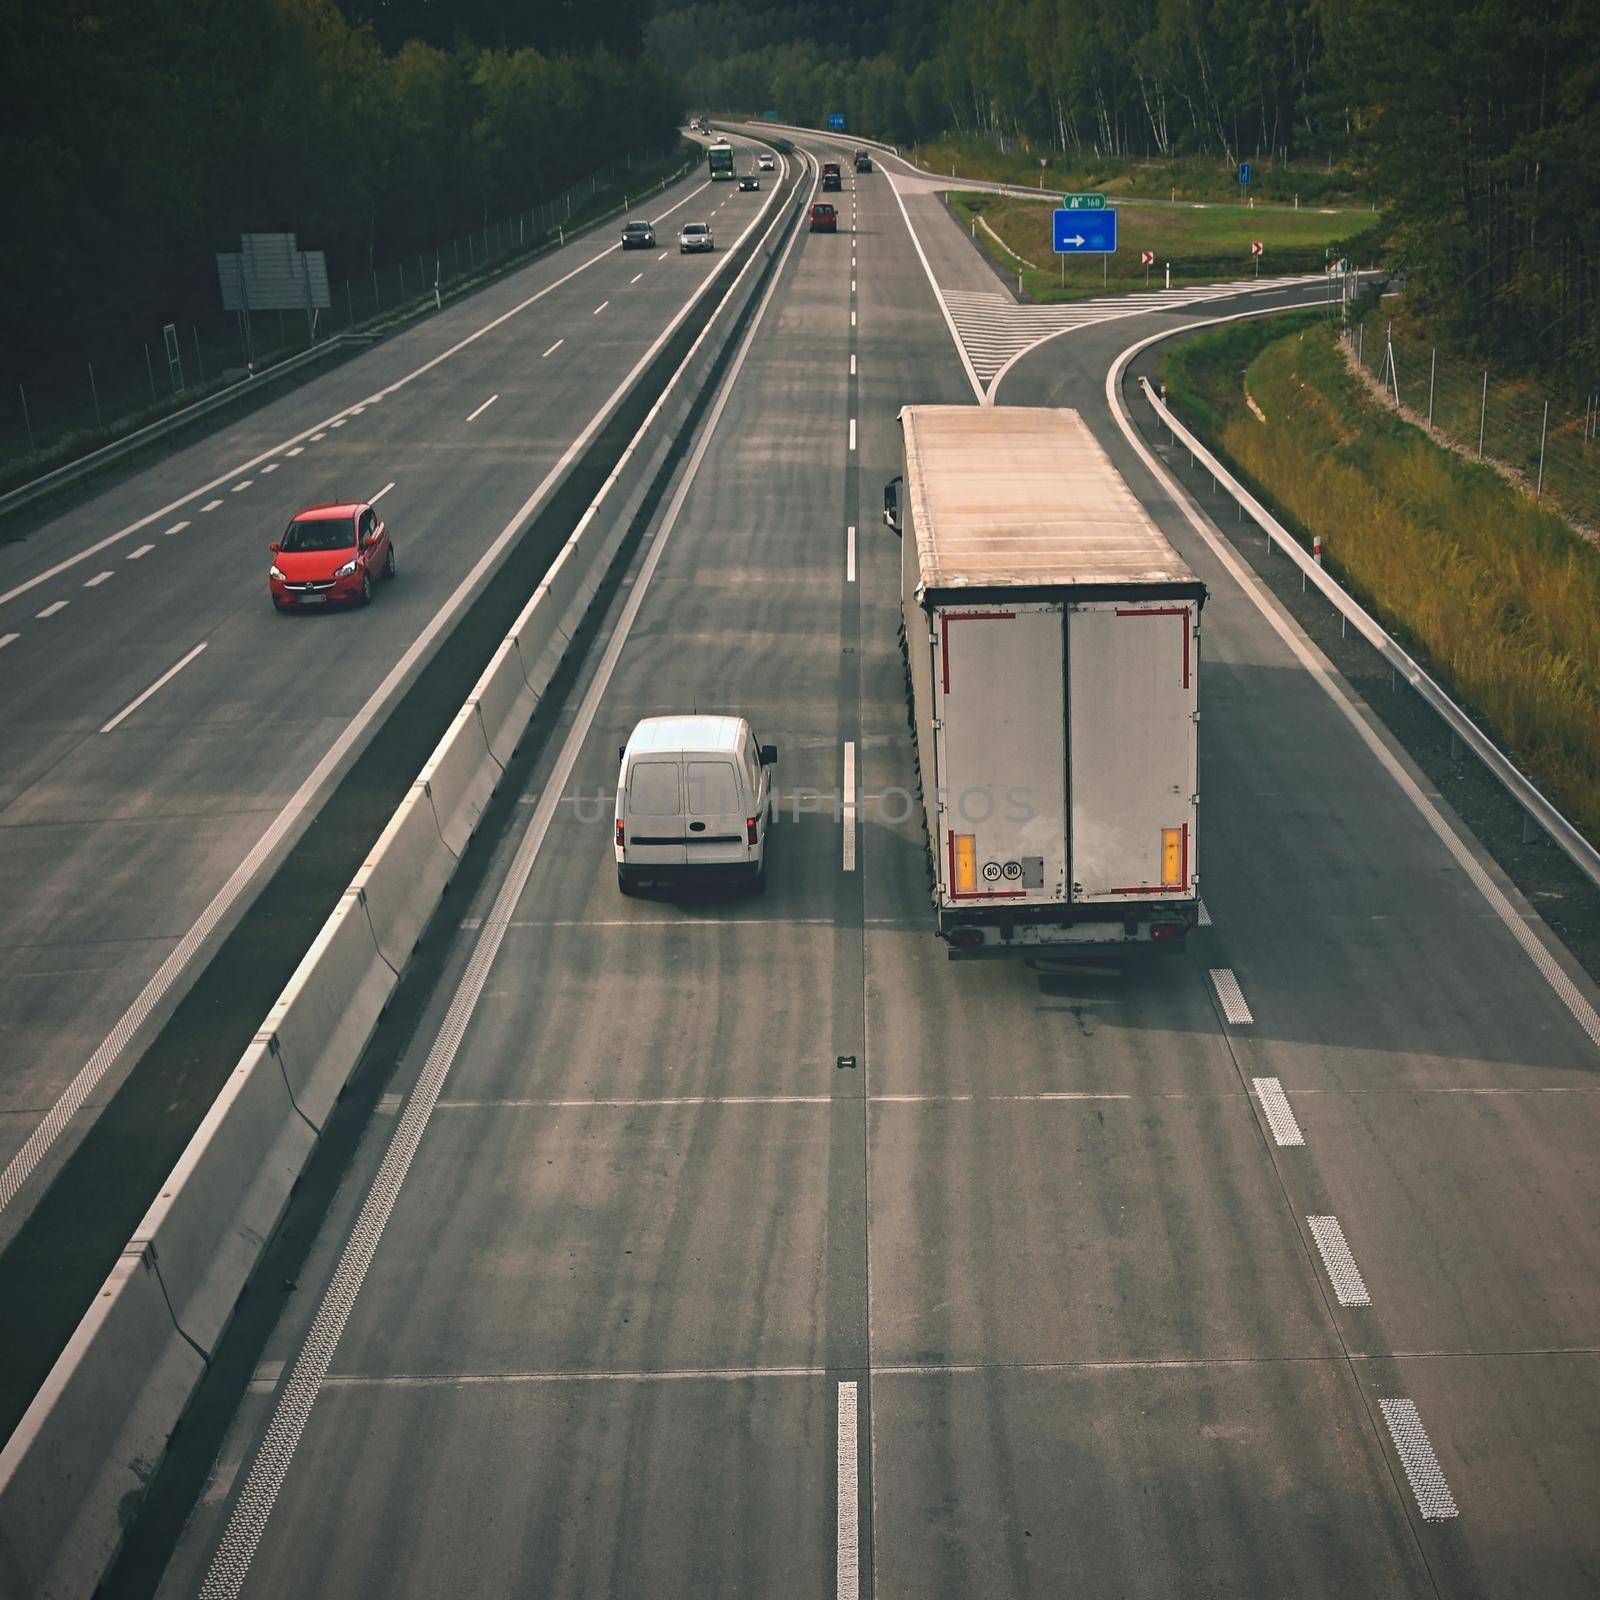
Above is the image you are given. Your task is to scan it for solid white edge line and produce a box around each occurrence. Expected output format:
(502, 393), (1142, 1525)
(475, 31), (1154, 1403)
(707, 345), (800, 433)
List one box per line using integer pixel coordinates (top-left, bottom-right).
(465, 394), (499, 422)
(0, 163), (790, 1221)
(837, 1380), (860, 1600)
(885, 173), (983, 403)
(370, 481), (395, 504)
(1106, 313), (1600, 1053)
(0, 175), (721, 610)
(846, 524), (856, 583)
(100, 642), (208, 734)
(196, 146), (815, 1598)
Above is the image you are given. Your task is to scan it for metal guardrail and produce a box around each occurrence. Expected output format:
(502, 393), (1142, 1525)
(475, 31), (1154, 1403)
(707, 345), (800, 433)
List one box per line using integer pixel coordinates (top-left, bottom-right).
(1140, 375), (1600, 893)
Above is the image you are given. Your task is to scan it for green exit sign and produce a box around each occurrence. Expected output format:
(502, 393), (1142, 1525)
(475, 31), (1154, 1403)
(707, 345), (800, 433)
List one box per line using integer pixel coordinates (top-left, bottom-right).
(1061, 193), (1106, 209)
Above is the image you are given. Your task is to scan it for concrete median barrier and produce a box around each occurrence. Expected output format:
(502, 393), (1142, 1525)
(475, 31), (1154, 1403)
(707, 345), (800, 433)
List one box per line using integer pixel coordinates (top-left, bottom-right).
(419, 702), (501, 859)
(354, 784), (457, 972)
(472, 638), (539, 771)
(0, 1246), (206, 1600)
(259, 890), (397, 1133)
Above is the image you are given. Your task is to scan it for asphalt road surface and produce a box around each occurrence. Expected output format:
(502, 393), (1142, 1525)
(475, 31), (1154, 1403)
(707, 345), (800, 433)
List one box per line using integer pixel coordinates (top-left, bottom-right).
(109, 131), (1600, 1598)
(0, 134), (783, 1243)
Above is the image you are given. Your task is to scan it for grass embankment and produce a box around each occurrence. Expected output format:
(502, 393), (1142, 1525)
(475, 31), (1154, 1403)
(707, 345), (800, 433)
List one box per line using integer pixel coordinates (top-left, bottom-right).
(948, 190), (1377, 303)
(1160, 316), (1600, 840)
(912, 135), (1371, 207)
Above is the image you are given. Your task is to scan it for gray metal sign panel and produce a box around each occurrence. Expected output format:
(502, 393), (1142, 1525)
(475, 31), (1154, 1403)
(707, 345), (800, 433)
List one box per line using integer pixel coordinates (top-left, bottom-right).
(217, 232), (331, 311)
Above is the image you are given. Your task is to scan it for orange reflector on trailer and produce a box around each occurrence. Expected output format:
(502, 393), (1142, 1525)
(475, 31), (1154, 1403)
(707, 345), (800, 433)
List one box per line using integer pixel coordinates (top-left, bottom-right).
(1161, 828), (1182, 887)
(954, 833), (977, 892)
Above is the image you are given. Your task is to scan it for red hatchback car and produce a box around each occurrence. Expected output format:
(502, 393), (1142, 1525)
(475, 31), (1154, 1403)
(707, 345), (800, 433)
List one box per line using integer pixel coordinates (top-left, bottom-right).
(269, 501), (394, 610)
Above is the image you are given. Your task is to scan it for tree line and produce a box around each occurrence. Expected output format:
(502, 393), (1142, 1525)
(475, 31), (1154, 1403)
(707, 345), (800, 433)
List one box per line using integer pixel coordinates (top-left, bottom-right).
(659, 0), (1596, 380)
(0, 0), (681, 380)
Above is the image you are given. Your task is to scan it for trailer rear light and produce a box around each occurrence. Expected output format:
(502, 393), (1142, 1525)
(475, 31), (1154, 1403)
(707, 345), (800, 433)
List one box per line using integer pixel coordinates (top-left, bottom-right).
(1151, 922), (1187, 942)
(946, 927), (984, 949)
(615, 821), (624, 848)
(746, 816), (758, 844)
(1161, 828), (1182, 887)
(953, 833), (976, 892)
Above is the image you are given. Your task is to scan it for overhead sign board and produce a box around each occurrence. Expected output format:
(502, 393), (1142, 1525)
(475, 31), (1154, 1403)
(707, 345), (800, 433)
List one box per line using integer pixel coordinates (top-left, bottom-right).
(827, 112), (846, 131)
(1052, 208), (1117, 254)
(217, 232), (330, 313)
(1060, 193), (1105, 210)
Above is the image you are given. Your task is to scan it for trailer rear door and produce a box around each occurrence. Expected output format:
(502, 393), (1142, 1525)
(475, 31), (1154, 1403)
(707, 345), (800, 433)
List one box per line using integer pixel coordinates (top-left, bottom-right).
(933, 603), (1067, 905)
(1068, 600), (1198, 902)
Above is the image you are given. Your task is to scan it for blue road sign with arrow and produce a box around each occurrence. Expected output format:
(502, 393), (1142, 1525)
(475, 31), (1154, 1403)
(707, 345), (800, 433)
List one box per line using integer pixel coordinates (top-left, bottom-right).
(1238, 161), (1252, 185)
(1053, 208), (1117, 253)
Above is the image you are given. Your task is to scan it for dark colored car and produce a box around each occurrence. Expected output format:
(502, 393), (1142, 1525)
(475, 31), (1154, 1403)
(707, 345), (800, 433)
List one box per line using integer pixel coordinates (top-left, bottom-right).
(738, 173), (759, 191)
(270, 501), (394, 610)
(809, 202), (837, 233)
(621, 220), (656, 249)
(821, 161), (842, 191)
(854, 150), (872, 172)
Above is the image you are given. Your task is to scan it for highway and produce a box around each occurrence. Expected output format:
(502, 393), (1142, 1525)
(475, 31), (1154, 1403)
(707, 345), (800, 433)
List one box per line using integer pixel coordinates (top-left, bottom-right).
(0, 133), (783, 1245)
(54, 128), (1600, 1597)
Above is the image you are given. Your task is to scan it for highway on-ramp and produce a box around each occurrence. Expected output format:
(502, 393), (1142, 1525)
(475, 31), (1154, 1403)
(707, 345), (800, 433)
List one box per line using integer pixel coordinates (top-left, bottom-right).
(98, 129), (1600, 1598)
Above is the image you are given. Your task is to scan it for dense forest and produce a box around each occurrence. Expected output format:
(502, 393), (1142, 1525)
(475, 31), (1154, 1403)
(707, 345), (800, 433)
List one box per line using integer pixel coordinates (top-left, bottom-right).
(0, 0), (681, 378)
(657, 0), (1598, 378)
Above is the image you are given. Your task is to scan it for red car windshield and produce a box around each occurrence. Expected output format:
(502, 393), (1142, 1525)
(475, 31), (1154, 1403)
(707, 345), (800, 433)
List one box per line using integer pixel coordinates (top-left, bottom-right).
(281, 516), (356, 553)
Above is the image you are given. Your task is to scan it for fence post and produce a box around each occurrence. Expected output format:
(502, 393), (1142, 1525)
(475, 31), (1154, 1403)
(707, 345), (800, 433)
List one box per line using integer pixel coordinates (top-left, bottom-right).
(19, 381), (36, 454)
(145, 342), (158, 405)
(454, 238), (461, 278)
(1478, 371), (1487, 458)
(346, 280), (354, 326)
(193, 325), (205, 386)
(1427, 347), (1436, 428)
(397, 260), (405, 301)
(89, 362), (103, 430)
(1536, 400), (1549, 497)
(372, 268), (380, 312)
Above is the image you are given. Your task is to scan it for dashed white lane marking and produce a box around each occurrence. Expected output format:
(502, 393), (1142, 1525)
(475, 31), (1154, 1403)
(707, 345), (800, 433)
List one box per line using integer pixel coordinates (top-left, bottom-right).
(842, 741), (857, 872)
(0, 633), (17, 650)
(851, 310), (857, 327)
(201, 499), (222, 512)
(310, 432), (326, 441)
(164, 520), (190, 535)
(260, 462), (278, 473)
(285, 446), (304, 457)
(542, 339), (564, 358)
(84, 571), (113, 588)
(370, 481), (395, 503)
(851, 278), (857, 293)
(466, 393), (499, 422)
(593, 300), (609, 316)
(1379, 1399), (1458, 1520)
(837, 1381), (860, 1600)
(630, 272), (643, 284)
(848, 418), (857, 452)
(1252, 1078), (1305, 1147)
(846, 525), (856, 583)
(36, 601), (67, 618)
(101, 641), (209, 734)
(850, 353), (856, 375)
(330, 419), (346, 429)
(1209, 967), (1253, 1024)
(657, 251), (669, 261)
(1197, 899), (1213, 926)
(1307, 1215), (1370, 1306)
(127, 543), (153, 560)
(231, 480), (251, 492)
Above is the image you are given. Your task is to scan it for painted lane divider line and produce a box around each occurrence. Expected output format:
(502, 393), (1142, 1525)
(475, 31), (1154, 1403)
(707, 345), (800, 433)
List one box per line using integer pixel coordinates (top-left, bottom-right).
(542, 339), (564, 358)
(1252, 1077), (1305, 1147)
(285, 446), (304, 457)
(201, 499), (222, 512)
(127, 544), (154, 560)
(1209, 967), (1253, 1024)
(843, 741), (858, 873)
(848, 418), (857, 452)
(0, 633), (18, 650)
(84, 571), (113, 588)
(630, 273), (643, 285)
(36, 601), (67, 619)
(849, 353), (857, 375)
(260, 463), (278, 474)
(1379, 1399), (1458, 1520)
(851, 310), (857, 328)
(330, 419), (346, 429)
(370, 481), (396, 504)
(231, 481), (251, 491)
(164, 520), (190, 536)
(311, 433), (326, 441)
(1306, 1214), (1370, 1306)
(847, 525), (856, 583)
(658, 251), (669, 261)
(851, 278), (857, 293)
(837, 1380), (860, 1600)
(466, 394), (499, 423)
(101, 641), (209, 734)
(593, 300), (609, 316)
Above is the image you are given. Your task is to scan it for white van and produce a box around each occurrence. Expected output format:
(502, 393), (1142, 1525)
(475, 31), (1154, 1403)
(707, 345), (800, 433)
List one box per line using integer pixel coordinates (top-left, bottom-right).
(615, 715), (778, 894)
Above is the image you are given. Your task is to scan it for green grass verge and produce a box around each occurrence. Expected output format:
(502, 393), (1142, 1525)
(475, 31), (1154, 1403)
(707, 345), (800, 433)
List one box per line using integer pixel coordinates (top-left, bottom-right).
(1159, 315), (1600, 841)
(912, 135), (1371, 207)
(949, 191), (1378, 303)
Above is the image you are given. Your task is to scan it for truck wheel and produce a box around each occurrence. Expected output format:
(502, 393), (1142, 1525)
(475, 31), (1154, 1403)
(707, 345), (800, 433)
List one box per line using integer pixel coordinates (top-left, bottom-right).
(618, 867), (639, 896)
(749, 859), (767, 895)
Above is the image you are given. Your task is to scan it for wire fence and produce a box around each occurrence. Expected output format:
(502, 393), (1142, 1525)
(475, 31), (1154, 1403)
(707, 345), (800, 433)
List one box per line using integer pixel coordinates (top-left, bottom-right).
(3, 144), (689, 487)
(1346, 314), (1600, 533)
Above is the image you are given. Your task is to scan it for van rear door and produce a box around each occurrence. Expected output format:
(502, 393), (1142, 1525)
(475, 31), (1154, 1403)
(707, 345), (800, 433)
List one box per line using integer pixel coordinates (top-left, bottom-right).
(624, 759), (686, 865)
(685, 758), (747, 866)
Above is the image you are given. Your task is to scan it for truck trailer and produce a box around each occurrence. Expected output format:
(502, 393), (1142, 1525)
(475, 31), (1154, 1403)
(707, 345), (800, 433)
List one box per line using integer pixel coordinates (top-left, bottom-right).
(885, 405), (1205, 958)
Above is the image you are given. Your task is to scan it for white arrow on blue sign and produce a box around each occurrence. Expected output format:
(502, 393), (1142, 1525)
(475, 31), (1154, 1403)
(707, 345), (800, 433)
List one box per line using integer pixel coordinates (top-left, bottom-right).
(1238, 161), (1252, 185)
(1053, 208), (1117, 253)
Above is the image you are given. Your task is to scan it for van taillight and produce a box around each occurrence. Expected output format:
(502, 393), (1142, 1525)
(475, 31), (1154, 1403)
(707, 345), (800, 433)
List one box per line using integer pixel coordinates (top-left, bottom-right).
(746, 816), (758, 844)
(615, 821), (624, 848)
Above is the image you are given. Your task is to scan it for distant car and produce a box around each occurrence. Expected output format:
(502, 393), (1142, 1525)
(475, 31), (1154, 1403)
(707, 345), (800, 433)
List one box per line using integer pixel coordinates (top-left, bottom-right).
(738, 173), (759, 191)
(270, 501), (393, 611)
(809, 202), (837, 233)
(757, 152), (775, 171)
(854, 149), (872, 172)
(821, 161), (842, 192)
(621, 220), (656, 249)
(679, 222), (714, 253)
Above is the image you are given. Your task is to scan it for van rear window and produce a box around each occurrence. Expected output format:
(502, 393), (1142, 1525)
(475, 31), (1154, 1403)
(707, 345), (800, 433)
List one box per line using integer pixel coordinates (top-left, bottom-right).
(687, 761), (739, 814)
(628, 761), (681, 815)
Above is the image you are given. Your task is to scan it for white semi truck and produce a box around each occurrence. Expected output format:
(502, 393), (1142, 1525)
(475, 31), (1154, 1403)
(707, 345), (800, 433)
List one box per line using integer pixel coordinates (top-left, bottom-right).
(885, 405), (1205, 958)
